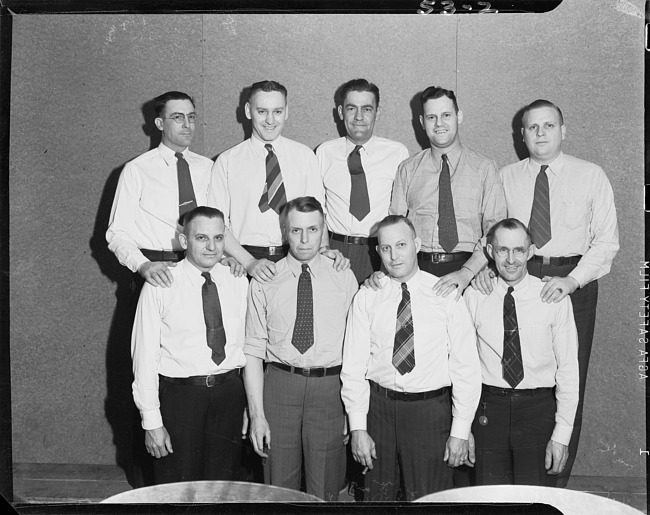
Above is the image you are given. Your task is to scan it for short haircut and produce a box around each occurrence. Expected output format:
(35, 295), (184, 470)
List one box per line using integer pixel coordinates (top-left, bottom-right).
(521, 99), (564, 126)
(181, 206), (224, 235)
(420, 86), (459, 113)
(281, 196), (324, 218)
(248, 80), (288, 101)
(153, 91), (195, 118)
(486, 218), (532, 246)
(336, 78), (380, 107)
(376, 214), (417, 240)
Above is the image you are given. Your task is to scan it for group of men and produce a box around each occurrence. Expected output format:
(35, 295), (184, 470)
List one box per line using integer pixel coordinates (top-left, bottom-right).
(106, 78), (619, 501)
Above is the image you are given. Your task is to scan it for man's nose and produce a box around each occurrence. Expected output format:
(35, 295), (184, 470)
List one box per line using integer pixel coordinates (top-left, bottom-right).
(354, 108), (363, 120)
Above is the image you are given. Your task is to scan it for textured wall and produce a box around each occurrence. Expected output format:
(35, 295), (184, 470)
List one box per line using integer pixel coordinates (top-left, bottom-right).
(9, 0), (645, 481)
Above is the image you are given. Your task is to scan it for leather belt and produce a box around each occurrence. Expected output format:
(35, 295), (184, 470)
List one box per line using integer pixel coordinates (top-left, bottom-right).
(159, 369), (239, 388)
(269, 362), (342, 377)
(531, 255), (582, 266)
(141, 249), (185, 262)
(370, 380), (449, 402)
(329, 232), (377, 246)
(482, 384), (553, 397)
(243, 244), (288, 257)
(417, 251), (472, 263)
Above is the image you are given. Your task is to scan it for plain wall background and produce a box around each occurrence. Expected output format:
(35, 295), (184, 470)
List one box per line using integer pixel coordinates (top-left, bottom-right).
(8, 0), (645, 482)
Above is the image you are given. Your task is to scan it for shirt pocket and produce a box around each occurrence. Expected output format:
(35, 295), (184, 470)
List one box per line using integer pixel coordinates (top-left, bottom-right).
(560, 200), (589, 231)
(518, 324), (554, 365)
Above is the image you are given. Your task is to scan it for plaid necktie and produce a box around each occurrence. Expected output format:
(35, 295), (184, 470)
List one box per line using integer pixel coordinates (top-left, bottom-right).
(175, 152), (197, 222)
(437, 154), (458, 252)
(529, 165), (551, 248)
(502, 286), (524, 388)
(291, 264), (314, 354)
(348, 145), (371, 221)
(392, 282), (415, 375)
(259, 144), (286, 214)
(201, 272), (227, 365)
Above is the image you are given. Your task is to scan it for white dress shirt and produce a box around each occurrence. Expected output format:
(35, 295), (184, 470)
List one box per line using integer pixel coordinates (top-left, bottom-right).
(209, 136), (325, 246)
(464, 273), (579, 445)
(341, 270), (481, 439)
(106, 143), (214, 273)
(500, 152), (619, 287)
(131, 258), (248, 430)
(317, 135), (409, 237)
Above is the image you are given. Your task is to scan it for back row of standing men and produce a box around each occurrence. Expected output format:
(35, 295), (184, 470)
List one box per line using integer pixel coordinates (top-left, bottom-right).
(106, 79), (619, 501)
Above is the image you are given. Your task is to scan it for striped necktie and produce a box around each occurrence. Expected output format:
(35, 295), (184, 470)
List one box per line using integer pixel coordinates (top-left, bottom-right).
(529, 165), (551, 248)
(392, 283), (415, 375)
(259, 144), (286, 214)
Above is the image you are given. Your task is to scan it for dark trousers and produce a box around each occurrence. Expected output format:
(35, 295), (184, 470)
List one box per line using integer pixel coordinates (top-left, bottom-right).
(263, 365), (346, 501)
(364, 387), (453, 501)
(473, 388), (557, 487)
(153, 374), (246, 484)
(527, 260), (598, 487)
(329, 238), (381, 284)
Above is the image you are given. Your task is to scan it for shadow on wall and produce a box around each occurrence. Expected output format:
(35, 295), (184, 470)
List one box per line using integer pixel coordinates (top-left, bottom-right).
(87, 98), (164, 488)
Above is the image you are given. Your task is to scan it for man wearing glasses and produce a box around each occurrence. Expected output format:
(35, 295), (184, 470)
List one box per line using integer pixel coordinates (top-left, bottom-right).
(107, 91), (218, 287)
(463, 218), (579, 487)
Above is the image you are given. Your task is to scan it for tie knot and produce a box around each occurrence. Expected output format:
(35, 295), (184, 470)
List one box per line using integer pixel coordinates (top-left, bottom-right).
(175, 152), (184, 160)
(353, 145), (363, 155)
(507, 286), (514, 295)
(442, 154), (448, 163)
(201, 272), (213, 284)
(301, 264), (310, 273)
(539, 164), (548, 174)
(264, 144), (274, 154)
(401, 282), (409, 292)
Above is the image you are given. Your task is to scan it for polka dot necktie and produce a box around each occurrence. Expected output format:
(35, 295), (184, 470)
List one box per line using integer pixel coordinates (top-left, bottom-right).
(291, 264), (314, 354)
(437, 154), (458, 252)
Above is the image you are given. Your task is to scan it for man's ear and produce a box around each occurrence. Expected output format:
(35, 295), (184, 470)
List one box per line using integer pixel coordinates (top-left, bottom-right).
(525, 243), (536, 261)
(179, 233), (188, 250)
(457, 109), (464, 125)
(414, 236), (422, 254)
(155, 117), (164, 131)
(244, 102), (251, 120)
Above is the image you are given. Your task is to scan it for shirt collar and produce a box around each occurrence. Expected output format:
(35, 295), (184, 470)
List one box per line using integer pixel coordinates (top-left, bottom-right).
(388, 268), (423, 295)
(285, 252), (324, 278)
(158, 142), (187, 166)
(430, 140), (463, 173)
(249, 134), (284, 158)
(496, 272), (532, 296)
(527, 151), (565, 179)
(345, 135), (376, 158)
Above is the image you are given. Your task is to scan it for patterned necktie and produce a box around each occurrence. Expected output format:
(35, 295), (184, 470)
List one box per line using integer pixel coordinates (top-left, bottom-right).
(348, 145), (371, 221)
(529, 164), (551, 248)
(392, 283), (415, 375)
(437, 154), (458, 252)
(201, 272), (227, 365)
(175, 152), (197, 221)
(502, 286), (524, 388)
(291, 264), (314, 354)
(258, 144), (286, 214)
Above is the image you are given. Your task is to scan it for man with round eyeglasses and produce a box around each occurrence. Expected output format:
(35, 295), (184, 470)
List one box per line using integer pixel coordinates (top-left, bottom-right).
(463, 218), (579, 487)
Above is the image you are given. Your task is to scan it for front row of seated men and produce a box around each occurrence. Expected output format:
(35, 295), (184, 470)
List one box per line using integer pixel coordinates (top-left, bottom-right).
(131, 197), (578, 501)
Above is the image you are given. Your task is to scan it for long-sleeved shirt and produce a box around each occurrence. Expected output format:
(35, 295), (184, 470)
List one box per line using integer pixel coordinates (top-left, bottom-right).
(209, 136), (325, 246)
(106, 143), (214, 273)
(500, 152), (619, 287)
(463, 274), (579, 445)
(389, 141), (506, 253)
(341, 270), (481, 439)
(131, 258), (248, 430)
(244, 253), (358, 368)
(317, 135), (409, 237)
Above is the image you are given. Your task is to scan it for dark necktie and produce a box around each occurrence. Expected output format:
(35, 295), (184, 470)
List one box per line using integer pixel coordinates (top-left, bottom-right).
(392, 283), (415, 375)
(291, 264), (314, 354)
(348, 145), (371, 221)
(529, 164), (551, 248)
(437, 154), (458, 252)
(259, 144), (286, 214)
(502, 286), (524, 388)
(175, 152), (197, 221)
(201, 272), (227, 365)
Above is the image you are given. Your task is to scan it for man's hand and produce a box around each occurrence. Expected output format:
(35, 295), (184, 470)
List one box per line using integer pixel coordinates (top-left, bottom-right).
(545, 439), (569, 474)
(248, 415), (271, 458)
(241, 408), (249, 439)
(321, 248), (351, 272)
(470, 268), (496, 295)
(433, 267), (474, 301)
(246, 258), (278, 283)
(350, 430), (377, 470)
(540, 276), (579, 303)
(465, 432), (476, 467)
(220, 256), (246, 277)
(362, 271), (386, 290)
(443, 436), (469, 468)
(138, 261), (176, 287)
(145, 426), (173, 458)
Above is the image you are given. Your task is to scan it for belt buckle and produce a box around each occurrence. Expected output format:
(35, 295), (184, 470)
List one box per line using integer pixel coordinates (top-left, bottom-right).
(301, 367), (311, 377)
(432, 253), (440, 263)
(205, 375), (214, 388)
(542, 256), (551, 265)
